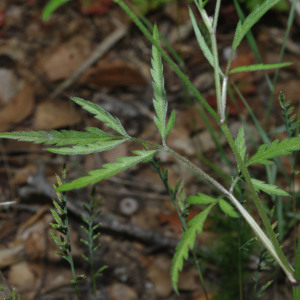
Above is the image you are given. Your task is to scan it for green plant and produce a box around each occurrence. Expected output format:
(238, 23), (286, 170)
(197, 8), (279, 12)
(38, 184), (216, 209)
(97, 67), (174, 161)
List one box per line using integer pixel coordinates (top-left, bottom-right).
(0, 286), (21, 300)
(50, 167), (86, 300)
(80, 190), (107, 299)
(2, 0), (300, 298)
(238, 0), (289, 12)
(42, 0), (72, 21)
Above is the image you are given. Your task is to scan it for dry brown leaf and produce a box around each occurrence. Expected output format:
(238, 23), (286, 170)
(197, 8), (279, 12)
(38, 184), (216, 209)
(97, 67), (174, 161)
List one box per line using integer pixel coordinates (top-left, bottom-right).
(147, 254), (173, 298)
(8, 261), (38, 299)
(0, 82), (34, 132)
(33, 99), (82, 130)
(12, 163), (37, 186)
(0, 68), (21, 105)
(0, 245), (25, 268)
(109, 283), (138, 300)
(36, 35), (92, 81)
(80, 55), (147, 88)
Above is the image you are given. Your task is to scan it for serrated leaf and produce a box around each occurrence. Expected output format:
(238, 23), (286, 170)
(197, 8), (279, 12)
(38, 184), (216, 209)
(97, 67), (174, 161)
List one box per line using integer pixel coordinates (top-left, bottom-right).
(256, 280), (273, 297)
(47, 139), (126, 155)
(246, 138), (300, 166)
(93, 224), (101, 230)
(52, 200), (63, 214)
(42, 0), (71, 21)
(230, 62), (292, 74)
(81, 216), (89, 224)
(51, 208), (63, 225)
(56, 150), (157, 191)
(93, 244), (101, 252)
(232, 0), (280, 50)
(93, 232), (101, 239)
(171, 203), (214, 293)
(49, 230), (60, 245)
(81, 226), (89, 235)
(151, 25), (168, 144)
(218, 199), (240, 218)
(235, 127), (246, 163)
(81, 253), (89, 262)
(189, 7), (214, 68)
(96, 265), (108, 274)
(80, 238), (89, 246)
(0, 128), (116, 147)
(165, 110), (176, 138)
(251, 178), (290, 196)
(70, 97), (128, 136)
(188, 193), (217, 205)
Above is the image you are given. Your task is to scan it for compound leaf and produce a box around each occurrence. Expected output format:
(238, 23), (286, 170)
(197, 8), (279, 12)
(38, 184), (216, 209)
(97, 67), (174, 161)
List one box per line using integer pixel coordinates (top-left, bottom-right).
(70, 97), (128, 136)
(56, 150), (157, 191)
(251, 178), (290, 196)
(171, 203), (214, 293)
(232, 0), (280, 50)
(246, 138), (300, 166)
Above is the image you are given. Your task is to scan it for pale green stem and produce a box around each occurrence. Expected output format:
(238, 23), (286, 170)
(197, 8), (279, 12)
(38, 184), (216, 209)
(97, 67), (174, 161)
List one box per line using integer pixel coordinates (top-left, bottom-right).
(213, 0), (221, 32)
(112, 0), (219, 122)
(220, 124), (295, 278)
(164, 146), (296, 284)
(210, 31), (223, 120)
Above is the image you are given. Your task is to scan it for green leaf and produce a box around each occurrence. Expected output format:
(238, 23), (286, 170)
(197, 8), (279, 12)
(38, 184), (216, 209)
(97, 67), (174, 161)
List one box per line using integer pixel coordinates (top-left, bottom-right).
(188, 193), (217, 205)
(246, 138), (300, 166)
(171, 203), (214, 293)
(48, 139), (126, 155)
(56, 150), (157, 191)
(51, 208), (63, 225)
(52, 200), (63, 215)
(0, 128), (115, 146)
(42, 0), (72, 21)
(232, 0), (280, 50)
(151, 25), (169, 144)
(230, 62), (292, 74)
(81, 253), (89, 262)
(165, 110), (176, 139)
(218, 199), (240, 218)
(80, 238), (89, 246)
(70, 97), (128, 136)
(81, 226), (89, 235)
(251, 178), (290, 196)
(189, 7), (214, 68)
(279, 92), (300, 138)
(49, 230), (60, 246)
(235, 126), (246, 163)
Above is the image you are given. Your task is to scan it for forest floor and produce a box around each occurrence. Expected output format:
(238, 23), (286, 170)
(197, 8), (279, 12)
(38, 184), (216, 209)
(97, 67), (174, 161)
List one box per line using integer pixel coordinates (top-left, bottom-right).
(0, 1), (300, 299)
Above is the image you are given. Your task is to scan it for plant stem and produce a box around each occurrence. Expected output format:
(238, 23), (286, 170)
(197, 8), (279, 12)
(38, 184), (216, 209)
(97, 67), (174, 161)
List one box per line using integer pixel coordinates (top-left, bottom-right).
(61, 186), (80, 299)
(112, 0), (219, 122)
(220, 124), (295, 280)
(151, 159), (209, 300)
(163, 145), (296, 284)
